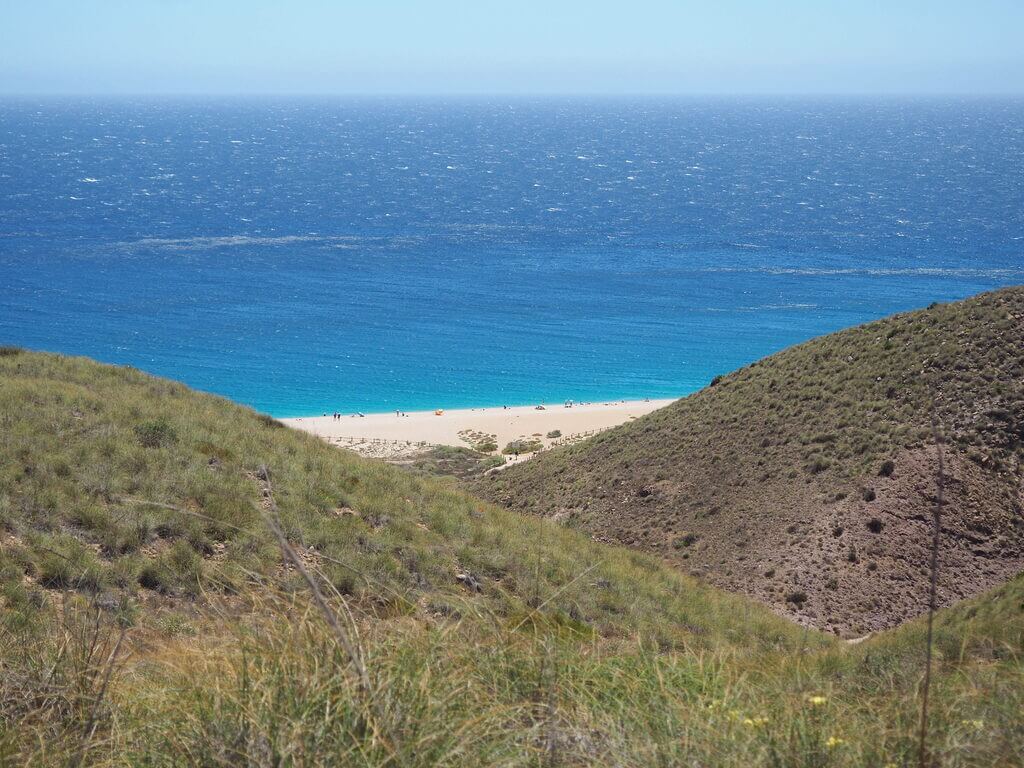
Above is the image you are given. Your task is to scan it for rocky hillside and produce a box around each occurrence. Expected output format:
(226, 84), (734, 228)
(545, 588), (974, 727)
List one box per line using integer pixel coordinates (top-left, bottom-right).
(480, 287), (1024, 636)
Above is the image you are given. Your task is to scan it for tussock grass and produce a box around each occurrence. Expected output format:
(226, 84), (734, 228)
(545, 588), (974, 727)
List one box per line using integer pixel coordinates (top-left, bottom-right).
(3, 575), (1022, 766)
(1, 350), (1022, 766)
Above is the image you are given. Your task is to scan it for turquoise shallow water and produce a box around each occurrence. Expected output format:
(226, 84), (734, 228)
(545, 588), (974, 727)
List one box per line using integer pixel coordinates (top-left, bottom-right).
(1, 97), (1022, 416)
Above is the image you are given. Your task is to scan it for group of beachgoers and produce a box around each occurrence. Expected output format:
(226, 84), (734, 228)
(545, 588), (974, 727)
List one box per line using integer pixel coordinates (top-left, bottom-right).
(319, 398), (648, 421)
(323, 410), (414, 419)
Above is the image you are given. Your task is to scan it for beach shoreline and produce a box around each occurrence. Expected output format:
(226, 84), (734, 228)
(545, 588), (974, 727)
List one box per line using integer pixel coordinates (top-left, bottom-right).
(283, 397), (677, 460)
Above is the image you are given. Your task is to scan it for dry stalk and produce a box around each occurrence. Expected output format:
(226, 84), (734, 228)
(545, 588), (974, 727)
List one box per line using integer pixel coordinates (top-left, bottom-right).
(918, 405), (946, 768)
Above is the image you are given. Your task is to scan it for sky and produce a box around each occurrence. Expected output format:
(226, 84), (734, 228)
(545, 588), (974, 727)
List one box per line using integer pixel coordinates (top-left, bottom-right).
(2, 0), (1022, 96)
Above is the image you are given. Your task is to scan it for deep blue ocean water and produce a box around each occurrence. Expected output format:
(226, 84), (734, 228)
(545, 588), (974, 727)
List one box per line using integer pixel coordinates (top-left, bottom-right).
(1, 97), (1022, 416)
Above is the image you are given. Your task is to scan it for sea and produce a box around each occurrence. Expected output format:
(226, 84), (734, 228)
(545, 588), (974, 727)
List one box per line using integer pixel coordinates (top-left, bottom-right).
(1, 97), (1022, 416)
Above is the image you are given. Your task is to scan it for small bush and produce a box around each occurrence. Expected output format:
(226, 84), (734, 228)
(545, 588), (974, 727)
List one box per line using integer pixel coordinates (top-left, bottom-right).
(135, 418), (177, 448)
(502, 439), (543, 455)
(37, 546), (105, 592)
(546, 430), (562, 439)
(673, 532), (699, 549)
(878, 459), (895, 477)
(807, 455), (830, 474)
(137, 542), (204, 595)
(138, 563), (171, 593)
(124, 517), (156, 551)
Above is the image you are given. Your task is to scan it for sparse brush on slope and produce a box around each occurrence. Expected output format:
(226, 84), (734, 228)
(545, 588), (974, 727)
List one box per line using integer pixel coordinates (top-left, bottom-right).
(479, 287), (1024, 636)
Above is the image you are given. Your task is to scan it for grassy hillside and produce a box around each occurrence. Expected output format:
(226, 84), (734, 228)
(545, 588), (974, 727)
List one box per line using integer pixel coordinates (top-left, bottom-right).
(1, 348), (1022, 766)
(481, 288), (1024, 636)
(0, 349), (795, 649)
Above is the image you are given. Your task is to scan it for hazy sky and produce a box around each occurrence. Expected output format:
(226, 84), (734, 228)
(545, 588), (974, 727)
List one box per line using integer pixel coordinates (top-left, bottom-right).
(2, 0), (1022, 95)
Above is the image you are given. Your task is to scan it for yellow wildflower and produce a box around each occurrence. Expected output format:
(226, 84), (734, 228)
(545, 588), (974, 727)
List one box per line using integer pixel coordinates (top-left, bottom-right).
(825, 736), (846, 748)
(743, 716), (769, 727)
(961, 719), (984, 730)
(807, 695), (828, 706)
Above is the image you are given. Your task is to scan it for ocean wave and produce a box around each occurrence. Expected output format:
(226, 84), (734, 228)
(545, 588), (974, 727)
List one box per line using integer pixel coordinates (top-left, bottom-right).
(701, 266), (1024, 278)
(123, 234), (370, 250)
(707, 303), (819, 312)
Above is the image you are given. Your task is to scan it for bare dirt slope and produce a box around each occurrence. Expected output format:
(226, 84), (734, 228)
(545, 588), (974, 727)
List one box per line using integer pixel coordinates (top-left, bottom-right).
(480, 287), (1024, 636)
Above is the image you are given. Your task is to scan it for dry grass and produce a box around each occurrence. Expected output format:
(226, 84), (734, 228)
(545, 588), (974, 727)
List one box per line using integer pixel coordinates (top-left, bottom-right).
(2, 573), (1022, 766)
(1, 346), (1022, 766)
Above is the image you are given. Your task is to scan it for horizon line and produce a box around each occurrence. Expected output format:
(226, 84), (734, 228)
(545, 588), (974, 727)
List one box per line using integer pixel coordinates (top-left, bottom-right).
(3, 91), (1024, 100)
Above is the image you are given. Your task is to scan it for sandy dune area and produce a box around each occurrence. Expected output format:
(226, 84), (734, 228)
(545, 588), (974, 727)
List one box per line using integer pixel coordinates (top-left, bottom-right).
(283, 398), (675, 458)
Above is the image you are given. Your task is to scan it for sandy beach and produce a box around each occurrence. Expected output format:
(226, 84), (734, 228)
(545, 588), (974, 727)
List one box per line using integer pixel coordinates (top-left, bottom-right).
(283, 398), (676, 460)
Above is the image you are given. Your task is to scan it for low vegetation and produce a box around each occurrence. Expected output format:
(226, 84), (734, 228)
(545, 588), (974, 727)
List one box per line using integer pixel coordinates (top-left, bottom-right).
(401, 445), (505, 481)
(0, 340), (1021, 766)
(457, 429), (499, 454)
(503, 438), (544, 455)
(481, 287), (1024, 636)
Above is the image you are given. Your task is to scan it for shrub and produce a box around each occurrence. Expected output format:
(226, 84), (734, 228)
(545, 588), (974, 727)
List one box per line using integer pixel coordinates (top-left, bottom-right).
(673, 532), (699, 549)
(137, 542), (204, 595)
(120, 517), (155, 552)
(37, 545), (105, 592)
(502, 439), (542, 455)
(785, 590), (808, 605)
(546, 430), (562, 439)
(807, 455), (830, 474)
(135, 418), (177, 448)
(878, 459), (895, 477)
(138, 562), (171, 593)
